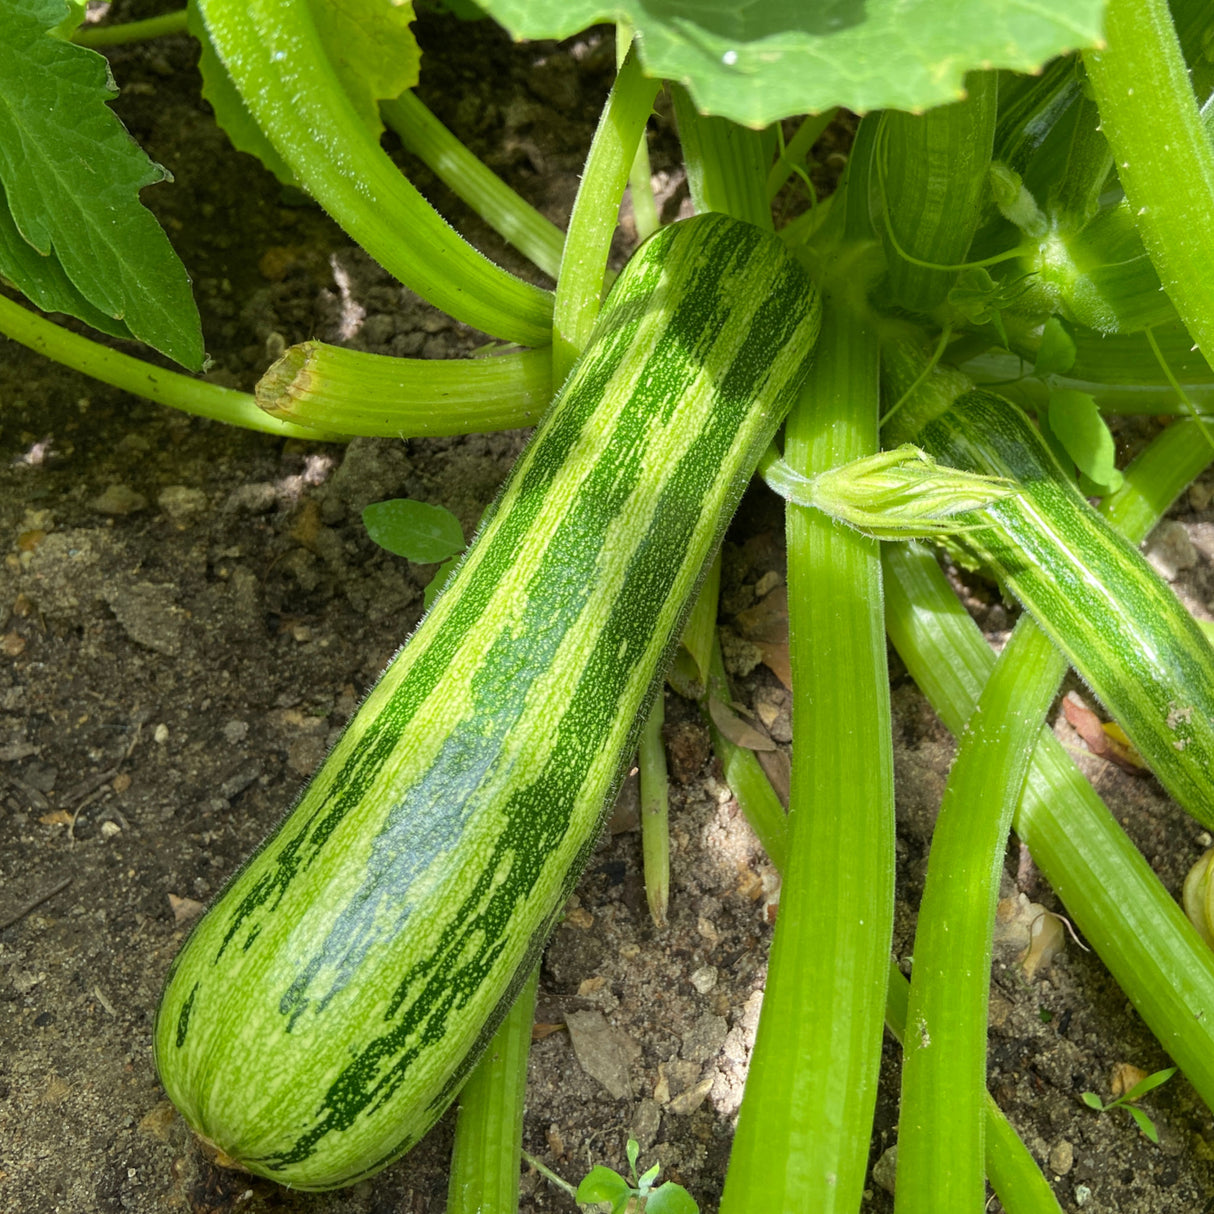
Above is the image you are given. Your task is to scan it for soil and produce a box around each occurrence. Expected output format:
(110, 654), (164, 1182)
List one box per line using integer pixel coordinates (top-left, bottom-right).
(2, 4), (1214, 1213)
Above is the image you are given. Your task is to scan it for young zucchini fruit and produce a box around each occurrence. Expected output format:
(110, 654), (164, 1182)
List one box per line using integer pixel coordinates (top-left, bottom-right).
(153, 213), (821, 1190)
(909, 388), (1214, 832)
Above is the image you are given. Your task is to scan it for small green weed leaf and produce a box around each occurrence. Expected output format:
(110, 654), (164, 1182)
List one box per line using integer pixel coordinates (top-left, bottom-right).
(1034, 317), (1077, 378)
(643, 1182), (700, 1214)
(637, 1160), (661, 1192)
(575, 1166), (632, 1205)
(1126, 1105), (1160, 1144)
(1120, 1067), (1177, 1103)
(1081, 1091), (1105, 1110)
(626, 1138), (641, 1180)
(1047, 389), (1123, 492)
(475, 0), (1103, 125)
(363, 499), (466, 563)
(0, 0), (203, 367)
(422, 555), (461, 609)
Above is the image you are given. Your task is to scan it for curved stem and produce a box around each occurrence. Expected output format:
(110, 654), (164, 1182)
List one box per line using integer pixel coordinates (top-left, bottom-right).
(195, 0), (553, 347)
(381, 91), (565, 281)
(256, 341), (551, 437)
(551, 46), (657, 382)
(0, 293), (318, 438)
(72, 8), (188, 47)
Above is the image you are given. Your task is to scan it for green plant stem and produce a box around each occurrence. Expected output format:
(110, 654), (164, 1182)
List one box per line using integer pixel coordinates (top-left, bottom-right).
(885, 408), (1214, 1124)
(1102, 416), (1214, 538)
(677, 550), (721, 692)
(766, 110), (837, 201)
(550, 47), (657, 382)
(895, 617), (1064, 1214)
(884, 542), (1214, 1113)
(195, 0), (553, 348)
(447, 965), (540, 1214)
(0, 293), (318, 439)
(878, 72), (997, 312)
(719, 718), (1061, 1212)
(884, 963), (1064, 1214)
(381, 92), (565, 282)
(1085, 0), (1214, 374)
(705, 635), (788, 873)
(671, 86), (774, 229)
(721, 303), (893, 1213)
(72, 8), (188, 46)
(639, 693), (670, 929)
(255, 340), (552, 436)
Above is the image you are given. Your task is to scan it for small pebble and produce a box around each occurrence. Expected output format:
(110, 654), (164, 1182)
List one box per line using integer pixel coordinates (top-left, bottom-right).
(153, 723), (170, 745)
(1048, 1138), (1074, 1176)
(690, 965), (718, 994)
(158, 485), (207, 521)
(873, 1144), (898, 1195)
(92, 484), (147, 516)
(222, 719), (249, 744)
(100, 821), (121, 839)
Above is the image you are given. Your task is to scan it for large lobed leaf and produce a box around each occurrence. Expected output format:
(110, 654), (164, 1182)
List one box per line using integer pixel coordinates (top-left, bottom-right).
(478, 0), (1107, 125)
(0, 0), (202, 367)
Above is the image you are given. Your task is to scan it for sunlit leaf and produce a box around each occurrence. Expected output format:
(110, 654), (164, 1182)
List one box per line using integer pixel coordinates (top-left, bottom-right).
(476, 0), (1104, 125)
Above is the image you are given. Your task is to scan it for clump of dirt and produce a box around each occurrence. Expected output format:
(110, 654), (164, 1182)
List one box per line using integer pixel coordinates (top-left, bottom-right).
(2, 5), (1213, 1214)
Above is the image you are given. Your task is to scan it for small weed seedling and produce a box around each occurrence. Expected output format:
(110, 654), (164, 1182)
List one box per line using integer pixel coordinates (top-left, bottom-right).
(1081, 1067), (1177, 1144)
(575, 1139), (698, 1214)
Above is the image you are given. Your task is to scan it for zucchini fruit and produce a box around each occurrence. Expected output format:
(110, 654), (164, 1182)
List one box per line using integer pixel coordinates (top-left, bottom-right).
(153, 213), (821, 1190)
(913, 389), (1214, 831)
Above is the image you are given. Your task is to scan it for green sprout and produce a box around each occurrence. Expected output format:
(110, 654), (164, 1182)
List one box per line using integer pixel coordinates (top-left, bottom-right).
(1081, 1067), (1177, 1144)
(575, 1139), (699, 1214)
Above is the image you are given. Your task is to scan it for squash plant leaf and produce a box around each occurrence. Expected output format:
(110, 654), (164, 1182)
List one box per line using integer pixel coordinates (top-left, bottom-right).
(474, 0), (1105, 126)
(0, 0), (203, 368)
(192, 0), (421, 187)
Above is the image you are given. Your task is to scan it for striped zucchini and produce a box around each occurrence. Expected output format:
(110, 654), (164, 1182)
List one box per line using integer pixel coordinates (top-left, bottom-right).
(153, 213), (821, 1190)
(913, 389), (1214, 831)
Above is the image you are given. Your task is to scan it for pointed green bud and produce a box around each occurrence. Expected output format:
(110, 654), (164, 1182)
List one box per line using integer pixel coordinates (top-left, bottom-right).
(760, 444), (1017, 540)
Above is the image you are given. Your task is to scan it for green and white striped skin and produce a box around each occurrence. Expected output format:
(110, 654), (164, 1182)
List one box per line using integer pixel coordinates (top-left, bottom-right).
(153, 213), (821, 1191)
(917, 390), (1214, 831)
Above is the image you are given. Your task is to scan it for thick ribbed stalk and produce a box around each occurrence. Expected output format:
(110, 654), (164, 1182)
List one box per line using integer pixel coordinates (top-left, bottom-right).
(895, 618), (1063, 1213)
(884, 543), (1214, 1113)
(256, 341), (551, 437)
(0, 293), (317, 439)
(195, 0), (553, 347)
(382, 92), (565, 281)
(721, 303), (893, 1213)
(880, 73), (997, 312)
(671, 86), (774, 229)
(1085, 0), (1214, 373)
(446, 966), (539, 1214)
